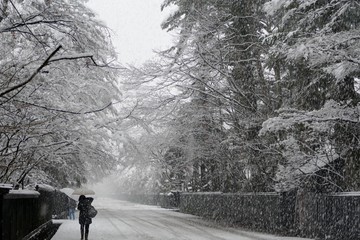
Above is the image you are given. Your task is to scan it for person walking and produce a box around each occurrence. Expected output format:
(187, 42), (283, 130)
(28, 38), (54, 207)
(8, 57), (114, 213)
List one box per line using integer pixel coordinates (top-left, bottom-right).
(68, 198), (77, 220)
(77, 195), (92, 240)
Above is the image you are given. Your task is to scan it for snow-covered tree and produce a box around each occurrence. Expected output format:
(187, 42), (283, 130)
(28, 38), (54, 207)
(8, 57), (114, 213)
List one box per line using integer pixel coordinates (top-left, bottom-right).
(261, 0), (360, 191)
(0, 0), (121, 187)
(110, 0), (360, 194)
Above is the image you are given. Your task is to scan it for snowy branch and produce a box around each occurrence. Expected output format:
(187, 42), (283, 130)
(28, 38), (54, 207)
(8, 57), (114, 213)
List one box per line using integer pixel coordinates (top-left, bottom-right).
(9, 99), (114, 115)
(0, 45), (62, 98)
(48, 53), (95, 63)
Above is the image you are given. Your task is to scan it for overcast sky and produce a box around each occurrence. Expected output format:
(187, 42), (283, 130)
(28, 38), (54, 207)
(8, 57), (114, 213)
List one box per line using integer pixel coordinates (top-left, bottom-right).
(87, 0), (175, 65)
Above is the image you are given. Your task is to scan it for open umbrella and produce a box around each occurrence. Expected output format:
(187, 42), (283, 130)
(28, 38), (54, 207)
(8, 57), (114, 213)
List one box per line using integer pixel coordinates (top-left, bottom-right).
(60, 187), (78, 201)
(72, 187), (95, 195)
(60, 187), (74, 196)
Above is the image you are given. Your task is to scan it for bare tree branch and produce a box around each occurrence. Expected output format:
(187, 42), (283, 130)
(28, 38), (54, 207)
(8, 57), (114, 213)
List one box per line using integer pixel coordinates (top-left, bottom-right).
(48, 53), (95, 63)
(0, 45), (62, 98)
(7, 98), (114, 115)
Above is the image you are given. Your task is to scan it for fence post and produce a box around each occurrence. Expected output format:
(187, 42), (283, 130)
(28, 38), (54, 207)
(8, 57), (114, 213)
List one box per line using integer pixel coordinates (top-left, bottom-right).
(0, 185), (12, 240)
(279, 190), (296, 234)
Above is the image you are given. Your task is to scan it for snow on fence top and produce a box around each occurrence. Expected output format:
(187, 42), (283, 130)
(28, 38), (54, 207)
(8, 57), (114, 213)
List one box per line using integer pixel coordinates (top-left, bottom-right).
(0, 183), (13, 189)
(181, 192), (279, 196)
(329, 192), (360, 196)
(181, 192), (223, 195)
(4, 189), (40, 199)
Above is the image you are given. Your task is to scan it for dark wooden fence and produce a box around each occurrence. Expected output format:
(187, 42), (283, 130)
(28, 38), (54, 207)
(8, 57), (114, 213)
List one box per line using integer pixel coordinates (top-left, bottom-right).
(115, 192), (180, 209)
(179, 191), (360, 240)
(120, 191), (360, 239)
(1, 190), (43, 240)
(296, 192), (360, 240)
(180, 192), (296, 234)
(0, 186), (71, 240)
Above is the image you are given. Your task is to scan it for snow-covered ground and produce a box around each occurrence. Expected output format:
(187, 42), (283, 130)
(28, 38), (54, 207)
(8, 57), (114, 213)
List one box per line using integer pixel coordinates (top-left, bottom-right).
(51, 198), (313, 240)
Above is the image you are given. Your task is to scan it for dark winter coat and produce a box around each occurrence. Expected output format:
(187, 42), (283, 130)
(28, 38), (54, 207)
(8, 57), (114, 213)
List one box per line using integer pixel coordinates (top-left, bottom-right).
(68, 198), (77, 209)
(77, 199), (92, 225)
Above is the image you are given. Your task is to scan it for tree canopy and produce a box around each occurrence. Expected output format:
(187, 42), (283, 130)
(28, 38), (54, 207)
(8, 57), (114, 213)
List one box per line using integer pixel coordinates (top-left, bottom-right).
(0, 0), (121, 188)
(2, 0), (359, 193)
(117, 0), (360, 194)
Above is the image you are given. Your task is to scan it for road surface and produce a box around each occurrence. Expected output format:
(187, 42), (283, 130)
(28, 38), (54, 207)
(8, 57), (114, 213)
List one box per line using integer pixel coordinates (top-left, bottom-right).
(51, 198), (312, 240)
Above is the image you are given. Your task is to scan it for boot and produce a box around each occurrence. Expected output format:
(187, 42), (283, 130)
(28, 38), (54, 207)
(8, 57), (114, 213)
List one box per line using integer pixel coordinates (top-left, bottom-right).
(85, 232), (88, 240)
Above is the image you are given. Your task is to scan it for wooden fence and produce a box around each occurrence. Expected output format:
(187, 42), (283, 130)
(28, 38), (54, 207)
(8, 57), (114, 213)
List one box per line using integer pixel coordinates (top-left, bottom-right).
(0, 186), (71, 240)
(115, 192), (180, 209)
(296, 192), (360, 240)
(180, 192), (296, 234)
(120, 191), (360, 239)
(1, 190), (42, 240)
(179, 191), (360, 240)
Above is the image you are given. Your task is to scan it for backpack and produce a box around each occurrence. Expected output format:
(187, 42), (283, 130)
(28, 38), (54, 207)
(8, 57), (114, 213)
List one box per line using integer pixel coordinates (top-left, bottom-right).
(88, 205), (98, 218)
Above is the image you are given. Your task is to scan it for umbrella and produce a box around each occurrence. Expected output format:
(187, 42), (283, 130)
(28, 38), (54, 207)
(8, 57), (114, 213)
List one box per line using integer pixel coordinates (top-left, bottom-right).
(60, 187), (74, 196)
(72, 187), (95, 195)
(60, 187), (78, 201)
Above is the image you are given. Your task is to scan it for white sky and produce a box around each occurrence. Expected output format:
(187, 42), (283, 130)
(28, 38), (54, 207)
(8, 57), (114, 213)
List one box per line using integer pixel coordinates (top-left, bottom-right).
(86, 0), (175, 65)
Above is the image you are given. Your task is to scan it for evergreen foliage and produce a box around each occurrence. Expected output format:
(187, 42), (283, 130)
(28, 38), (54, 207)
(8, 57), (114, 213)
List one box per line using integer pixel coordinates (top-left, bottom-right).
(119, 0), (360, 193)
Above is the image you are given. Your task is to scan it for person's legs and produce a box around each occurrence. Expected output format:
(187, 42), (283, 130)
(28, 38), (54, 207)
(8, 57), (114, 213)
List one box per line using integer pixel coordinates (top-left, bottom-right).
(85, 224), (90, 240)
(80, 224), (84, 240)
(70, 208), (75, 220)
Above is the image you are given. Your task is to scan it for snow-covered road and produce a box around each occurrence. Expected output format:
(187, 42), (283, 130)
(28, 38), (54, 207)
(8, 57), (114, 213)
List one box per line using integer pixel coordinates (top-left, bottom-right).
(51, 198), (313, 240)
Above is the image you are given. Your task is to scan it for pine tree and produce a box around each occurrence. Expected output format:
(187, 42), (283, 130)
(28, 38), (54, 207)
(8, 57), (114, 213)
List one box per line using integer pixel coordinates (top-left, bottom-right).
(261, 0), (360, 191)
